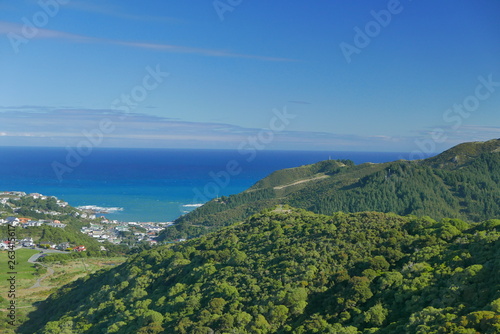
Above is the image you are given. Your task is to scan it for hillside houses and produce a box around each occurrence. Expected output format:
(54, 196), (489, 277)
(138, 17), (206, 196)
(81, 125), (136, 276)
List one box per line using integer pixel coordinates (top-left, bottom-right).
(0, 192), (72, 217)
(20, 238), (34, 247)
(73, 245), (86, 252)
(2, 216), (20, 226)
(46, 220), (67, 228)
(27, 193), (68, 207)
(0, 217), (66, 228)
(0, 191), (174, 247)
(79, 220), (169, 245)
(74, 211), (97, 220)
(39, 241), (57, 249)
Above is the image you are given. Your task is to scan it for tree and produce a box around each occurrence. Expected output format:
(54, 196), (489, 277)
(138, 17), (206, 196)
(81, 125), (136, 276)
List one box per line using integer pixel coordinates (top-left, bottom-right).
(364, 303), (388, 327)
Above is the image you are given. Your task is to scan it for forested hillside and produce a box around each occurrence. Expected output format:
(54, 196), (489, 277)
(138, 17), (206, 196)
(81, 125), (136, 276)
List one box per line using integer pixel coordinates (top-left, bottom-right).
(161, 139), (500, 241)
(20, 208), (500, 333)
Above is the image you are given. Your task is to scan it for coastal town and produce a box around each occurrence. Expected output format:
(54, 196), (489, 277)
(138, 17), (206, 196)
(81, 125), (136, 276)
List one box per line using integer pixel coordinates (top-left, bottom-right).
(0, 191), (177, 251)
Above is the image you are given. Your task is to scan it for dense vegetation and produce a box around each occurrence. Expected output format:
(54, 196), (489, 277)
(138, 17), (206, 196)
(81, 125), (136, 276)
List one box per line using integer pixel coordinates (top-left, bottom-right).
(19, 208), (499, 333)
(161, 139), (500, 241)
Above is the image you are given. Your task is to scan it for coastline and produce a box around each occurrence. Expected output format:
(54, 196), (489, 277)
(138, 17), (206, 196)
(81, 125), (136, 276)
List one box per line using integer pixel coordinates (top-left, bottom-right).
(0, 148), (415, 222)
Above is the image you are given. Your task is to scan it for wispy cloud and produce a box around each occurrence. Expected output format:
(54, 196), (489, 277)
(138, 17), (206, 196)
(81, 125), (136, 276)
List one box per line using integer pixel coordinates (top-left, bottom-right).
(0, 21), (295, 62)
(0, 107), (416, 151)
(288, 101), (312, 105)
(0, 21), (93, 41)
(416, 125), (500, 144)
(64, 1), (181, 23)
(2, 107), (495, 151)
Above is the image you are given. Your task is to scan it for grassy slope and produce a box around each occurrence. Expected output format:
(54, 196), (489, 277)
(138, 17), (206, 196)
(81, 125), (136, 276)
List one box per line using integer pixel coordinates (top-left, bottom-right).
(0, 251), (126, 332)
(0, 249), (39, 287)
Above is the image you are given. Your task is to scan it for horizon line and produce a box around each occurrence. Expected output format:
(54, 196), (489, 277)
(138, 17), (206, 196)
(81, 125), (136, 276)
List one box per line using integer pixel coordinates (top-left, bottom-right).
(0, 144), (420, 154)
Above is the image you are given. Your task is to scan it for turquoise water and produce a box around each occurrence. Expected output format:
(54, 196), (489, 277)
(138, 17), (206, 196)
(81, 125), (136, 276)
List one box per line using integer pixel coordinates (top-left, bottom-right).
(0, 147), (412, 222)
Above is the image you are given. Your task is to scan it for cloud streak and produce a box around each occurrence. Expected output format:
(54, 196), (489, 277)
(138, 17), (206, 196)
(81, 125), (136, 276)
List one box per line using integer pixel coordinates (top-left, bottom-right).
(2, 108), (494, 151)
(64, 1), (180, 23)
(0, 108), (420, 151)
(0, 20), (295, 61)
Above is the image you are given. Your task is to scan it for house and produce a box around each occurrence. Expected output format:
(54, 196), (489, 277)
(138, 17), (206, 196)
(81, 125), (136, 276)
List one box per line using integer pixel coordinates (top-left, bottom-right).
(6, 217), (19, 226)
(25, 220), (43, 227)
(20, 238), (34, 247)
(46, 221), (66, 228)
(91, 231), (103, 238)
(57, 242), (71, 250)
(18, 218), (30, 224)
(39, 241), (57, 249)
(73, 245), (86, 252)
(8, 191), (26, 196)
(115, 226), (130, 232)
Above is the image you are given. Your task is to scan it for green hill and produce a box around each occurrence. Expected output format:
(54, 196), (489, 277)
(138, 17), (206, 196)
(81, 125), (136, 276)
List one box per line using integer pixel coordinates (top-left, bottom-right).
(19, 208), (500, 333)
(422, 138), (500, 169)
(161, 139), (500, 241)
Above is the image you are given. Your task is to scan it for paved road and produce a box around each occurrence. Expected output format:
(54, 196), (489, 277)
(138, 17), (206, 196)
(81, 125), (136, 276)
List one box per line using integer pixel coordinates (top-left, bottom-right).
(27, 247), (68, 263)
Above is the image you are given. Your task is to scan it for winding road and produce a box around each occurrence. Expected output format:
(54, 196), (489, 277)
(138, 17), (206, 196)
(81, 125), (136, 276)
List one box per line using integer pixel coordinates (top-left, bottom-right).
(27, 248), (68, 289)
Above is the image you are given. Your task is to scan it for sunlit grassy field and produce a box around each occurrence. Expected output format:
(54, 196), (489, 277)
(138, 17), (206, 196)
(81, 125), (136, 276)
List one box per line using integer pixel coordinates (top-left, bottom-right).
(0, 249), (126, 331)
(0, 249), (39, 290)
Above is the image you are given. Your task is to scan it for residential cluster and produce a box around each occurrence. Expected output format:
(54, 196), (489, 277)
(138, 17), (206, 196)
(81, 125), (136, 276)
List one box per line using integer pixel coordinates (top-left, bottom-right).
(81, 220), (172, 245)
(0, 191), (69, 216)
(0, 191), (176, 249)
(0, 216), (67, 228)
(0, 237), (88, 252)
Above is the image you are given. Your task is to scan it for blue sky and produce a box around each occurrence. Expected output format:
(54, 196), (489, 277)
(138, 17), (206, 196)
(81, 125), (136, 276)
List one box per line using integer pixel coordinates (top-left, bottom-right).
(1, 0), (499, 153)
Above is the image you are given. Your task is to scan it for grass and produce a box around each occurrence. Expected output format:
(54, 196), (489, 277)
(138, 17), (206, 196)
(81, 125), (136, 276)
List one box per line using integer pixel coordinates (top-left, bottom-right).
(0, 249), (39, 287)
(0, 250), (127, 331)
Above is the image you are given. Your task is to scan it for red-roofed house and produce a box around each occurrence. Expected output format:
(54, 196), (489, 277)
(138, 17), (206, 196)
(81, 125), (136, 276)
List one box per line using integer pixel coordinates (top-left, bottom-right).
(73, 245), (86, 252)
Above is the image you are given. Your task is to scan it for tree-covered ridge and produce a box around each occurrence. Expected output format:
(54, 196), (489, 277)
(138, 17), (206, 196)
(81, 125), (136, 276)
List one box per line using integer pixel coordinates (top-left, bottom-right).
(21, 209), (500, 333)
(422, 138), (500, 169)
(294, 152), (500, 220)
(161, 139), (500, 241)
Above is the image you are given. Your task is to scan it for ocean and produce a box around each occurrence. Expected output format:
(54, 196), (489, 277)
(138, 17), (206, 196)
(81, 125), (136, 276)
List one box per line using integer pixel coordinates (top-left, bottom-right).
(0, 147), (413, 222)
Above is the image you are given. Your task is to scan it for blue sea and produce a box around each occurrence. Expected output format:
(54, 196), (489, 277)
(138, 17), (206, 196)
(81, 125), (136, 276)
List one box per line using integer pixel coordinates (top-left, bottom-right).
(0, 147), (412, 222)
